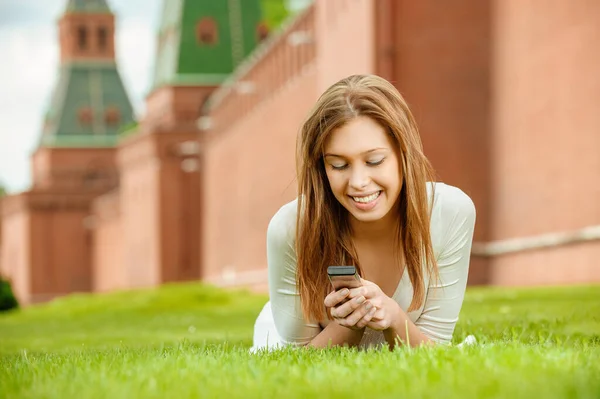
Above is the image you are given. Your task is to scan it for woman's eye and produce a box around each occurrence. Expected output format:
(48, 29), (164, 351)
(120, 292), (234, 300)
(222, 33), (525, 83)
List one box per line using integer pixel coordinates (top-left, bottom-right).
(331, 164), (348, 170)
(367, 158), (385, 166)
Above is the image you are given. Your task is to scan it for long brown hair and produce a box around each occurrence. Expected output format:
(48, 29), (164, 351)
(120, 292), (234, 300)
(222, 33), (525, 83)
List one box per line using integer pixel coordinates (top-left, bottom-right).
(295, 74), (438, 322)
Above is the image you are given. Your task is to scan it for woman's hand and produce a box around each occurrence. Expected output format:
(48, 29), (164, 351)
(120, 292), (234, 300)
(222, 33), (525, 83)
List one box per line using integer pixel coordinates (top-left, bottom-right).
(324, 288), (378, 330)
(346, 279), (402, 331)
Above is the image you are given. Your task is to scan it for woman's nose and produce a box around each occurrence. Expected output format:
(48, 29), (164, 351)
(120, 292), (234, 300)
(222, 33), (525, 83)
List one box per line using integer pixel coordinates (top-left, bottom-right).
(348, 166), (369, 189)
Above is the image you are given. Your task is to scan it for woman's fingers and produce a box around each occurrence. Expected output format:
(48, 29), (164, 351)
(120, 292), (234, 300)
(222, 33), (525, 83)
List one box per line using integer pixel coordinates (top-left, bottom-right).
(347, 283), (376, 300)
(371, 308), (385, 320)
(356, 305), (378, 329)
(324, 288), (349, 308)
(330, 294), (367, 319)
(345, 301), (374, 326)
(335, 301), (375, 328)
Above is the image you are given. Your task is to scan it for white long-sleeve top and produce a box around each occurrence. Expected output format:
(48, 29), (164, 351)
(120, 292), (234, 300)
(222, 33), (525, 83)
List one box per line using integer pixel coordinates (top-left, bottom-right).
(264, 182), (476, 348)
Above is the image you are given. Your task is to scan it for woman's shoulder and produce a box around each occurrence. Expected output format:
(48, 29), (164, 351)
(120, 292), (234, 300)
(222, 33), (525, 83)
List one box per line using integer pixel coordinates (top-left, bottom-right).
(427, 182), (476, 253)
(266, 198), (299, 245)
(428, 182), (476, 218)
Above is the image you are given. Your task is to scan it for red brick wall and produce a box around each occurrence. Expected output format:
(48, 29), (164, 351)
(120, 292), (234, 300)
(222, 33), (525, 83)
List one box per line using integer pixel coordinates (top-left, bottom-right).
(31, 147), (118, 191)
(202, 70), (318, 288)
(143, 86), (215, 132)
(491, 242), (600, 285)
(492, 0), (600, 239)
(91, 190), (123, 292)
(0, 196), (31, 303)
(488, 0), (600, 284)
(115, 127), (202, 289)
(117, 133), (162, 288)
(314, 0), (376, 91)
(156, 132), (201, 283)
(1, 192), (97, 304)
(29, 207), (92, 302)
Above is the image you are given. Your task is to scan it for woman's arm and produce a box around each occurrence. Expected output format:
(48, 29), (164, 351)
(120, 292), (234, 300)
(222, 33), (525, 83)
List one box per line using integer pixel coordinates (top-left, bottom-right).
(383, 304), (433, 348)
(309, 322), (365, 348)
(410, 187), (476, 345)
(389, 187), (476, 346)
(267, 204), (321, 346)
(267, 202), (365, 348)
(267, 201), (376, 348)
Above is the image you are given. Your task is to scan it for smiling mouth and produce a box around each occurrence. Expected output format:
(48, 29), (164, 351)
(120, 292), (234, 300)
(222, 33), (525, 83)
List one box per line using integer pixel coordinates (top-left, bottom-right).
(350, 191), (381, 203)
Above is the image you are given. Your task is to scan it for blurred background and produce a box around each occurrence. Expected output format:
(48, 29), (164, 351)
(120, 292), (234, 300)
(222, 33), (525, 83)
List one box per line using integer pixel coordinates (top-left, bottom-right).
(0, 0), (598, 306)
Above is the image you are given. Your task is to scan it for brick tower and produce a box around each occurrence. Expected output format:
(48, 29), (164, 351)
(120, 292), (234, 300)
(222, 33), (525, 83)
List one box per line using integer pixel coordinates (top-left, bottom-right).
(115, 0), (266, 288)
(0, 0), (134, 304)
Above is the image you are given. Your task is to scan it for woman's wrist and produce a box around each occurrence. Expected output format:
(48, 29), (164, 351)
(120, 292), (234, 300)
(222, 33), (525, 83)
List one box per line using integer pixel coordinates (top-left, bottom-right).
(309, 321), (365, 348)
(383, 299), (406, 343)
(339, 323), (366, 346)
(382, 300), (432, 348)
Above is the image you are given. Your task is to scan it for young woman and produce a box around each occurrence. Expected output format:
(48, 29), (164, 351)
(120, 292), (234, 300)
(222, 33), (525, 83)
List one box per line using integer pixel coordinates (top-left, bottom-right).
(252, 74), (476, 350)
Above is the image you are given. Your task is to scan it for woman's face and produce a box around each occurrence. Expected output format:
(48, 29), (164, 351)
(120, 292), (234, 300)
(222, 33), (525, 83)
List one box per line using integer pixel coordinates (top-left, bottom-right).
(323, 116), (403, 224)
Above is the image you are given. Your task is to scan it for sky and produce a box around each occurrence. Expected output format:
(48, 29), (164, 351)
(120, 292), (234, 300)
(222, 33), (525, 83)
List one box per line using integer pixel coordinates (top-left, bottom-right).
(0, 0), (162, 193)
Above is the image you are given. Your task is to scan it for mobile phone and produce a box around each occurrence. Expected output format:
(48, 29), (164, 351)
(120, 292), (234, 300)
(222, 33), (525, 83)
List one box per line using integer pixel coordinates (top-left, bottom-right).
(327, 266), (362, 291)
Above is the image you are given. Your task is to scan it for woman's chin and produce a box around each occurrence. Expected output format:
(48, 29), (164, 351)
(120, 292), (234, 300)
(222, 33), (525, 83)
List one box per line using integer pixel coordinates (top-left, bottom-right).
(347, 207), (387, 223)
(351, 213), (385, 223)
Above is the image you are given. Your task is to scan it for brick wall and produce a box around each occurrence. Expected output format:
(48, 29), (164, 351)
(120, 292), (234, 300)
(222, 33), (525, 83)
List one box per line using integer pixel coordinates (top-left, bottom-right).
(91, 189), (123, 292)
(314, 0), (376, 91)
(116, 132), (162, 289)
(0, 196), (31, 303)
(31, 147), (118, 192)
(488, 0), (600, 284)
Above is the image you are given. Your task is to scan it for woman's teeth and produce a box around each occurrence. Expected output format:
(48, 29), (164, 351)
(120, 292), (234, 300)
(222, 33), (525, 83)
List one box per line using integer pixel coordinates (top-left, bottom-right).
(352, 191), (381, 203)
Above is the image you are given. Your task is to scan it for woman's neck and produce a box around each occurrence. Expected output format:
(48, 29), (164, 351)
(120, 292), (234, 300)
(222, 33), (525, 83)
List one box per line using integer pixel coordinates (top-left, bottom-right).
(349, 209), (400, 242)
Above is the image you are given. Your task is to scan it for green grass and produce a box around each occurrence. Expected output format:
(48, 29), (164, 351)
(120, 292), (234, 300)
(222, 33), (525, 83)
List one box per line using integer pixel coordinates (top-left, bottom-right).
(1, 283), (599, 398)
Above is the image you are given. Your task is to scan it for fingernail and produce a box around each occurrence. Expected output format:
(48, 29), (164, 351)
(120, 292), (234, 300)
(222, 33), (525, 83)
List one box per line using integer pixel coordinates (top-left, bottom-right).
(341, 289), (349, 296)
(365, 302), (373, 310)
(369, 306), (376, 314)
(355, 296), (365, 304)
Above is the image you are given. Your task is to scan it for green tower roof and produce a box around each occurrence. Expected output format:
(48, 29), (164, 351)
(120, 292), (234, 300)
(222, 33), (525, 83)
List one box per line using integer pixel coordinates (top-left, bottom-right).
(152, 0), (267, 88)
(41, 62), (135, 148)
(65, 0), (111, 13)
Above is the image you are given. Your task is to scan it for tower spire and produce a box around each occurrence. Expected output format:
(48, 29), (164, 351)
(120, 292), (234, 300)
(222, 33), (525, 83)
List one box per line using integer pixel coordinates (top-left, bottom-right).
(59, 0), (115, 63)
(40, 0), (134, 148)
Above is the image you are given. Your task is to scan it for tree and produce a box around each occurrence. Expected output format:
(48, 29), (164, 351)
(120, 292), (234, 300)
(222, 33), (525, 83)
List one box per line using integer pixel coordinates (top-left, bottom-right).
(0, 278), (18, 312)
(261, 0), (290, 30)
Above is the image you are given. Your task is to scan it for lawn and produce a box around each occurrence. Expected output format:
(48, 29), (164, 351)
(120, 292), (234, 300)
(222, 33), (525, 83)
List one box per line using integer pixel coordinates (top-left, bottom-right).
(1, 283), (599, 398)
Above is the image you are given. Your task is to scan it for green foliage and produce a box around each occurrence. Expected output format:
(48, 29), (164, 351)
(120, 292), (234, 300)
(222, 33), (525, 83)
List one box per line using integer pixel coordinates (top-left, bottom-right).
(0, 283), (599, 398)
(261, 0), (290, 29)
(0, 277), (19, 312)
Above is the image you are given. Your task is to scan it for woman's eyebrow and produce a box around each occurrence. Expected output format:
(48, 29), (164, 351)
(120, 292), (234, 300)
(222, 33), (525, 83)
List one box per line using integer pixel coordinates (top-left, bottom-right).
(324, 148), (388, 157)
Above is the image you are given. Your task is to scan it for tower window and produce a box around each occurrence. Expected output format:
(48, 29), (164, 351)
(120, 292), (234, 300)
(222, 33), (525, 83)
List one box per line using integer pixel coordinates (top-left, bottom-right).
(78, 107), (93, 125)
(98, 26), (108, 51)
(196, 17), (218, 45)
(77, 26), (88, 50)
(257, 22), (269, 42)
(104, 106), (120, 125)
